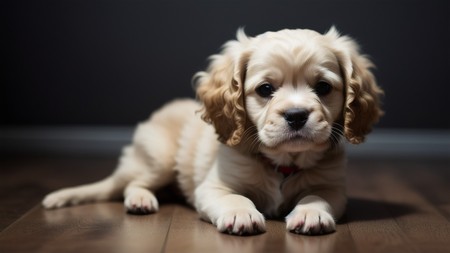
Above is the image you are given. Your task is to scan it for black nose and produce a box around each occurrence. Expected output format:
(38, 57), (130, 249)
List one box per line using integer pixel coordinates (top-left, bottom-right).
(283, 108), (309, 130)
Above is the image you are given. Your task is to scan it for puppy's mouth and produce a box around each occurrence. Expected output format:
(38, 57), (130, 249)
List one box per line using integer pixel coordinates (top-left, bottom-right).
(262, 129), (331, 152)
(279, 132), (317, 145)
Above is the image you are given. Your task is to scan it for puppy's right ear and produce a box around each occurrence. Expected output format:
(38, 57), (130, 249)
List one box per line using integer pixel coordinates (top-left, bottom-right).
(195, 29), (251, 146)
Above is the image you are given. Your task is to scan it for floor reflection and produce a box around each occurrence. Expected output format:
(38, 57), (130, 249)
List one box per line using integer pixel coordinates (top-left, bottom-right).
(39, 203), (339, 253)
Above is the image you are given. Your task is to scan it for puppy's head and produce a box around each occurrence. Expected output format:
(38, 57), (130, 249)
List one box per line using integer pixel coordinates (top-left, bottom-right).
(196, 28), (383, 153)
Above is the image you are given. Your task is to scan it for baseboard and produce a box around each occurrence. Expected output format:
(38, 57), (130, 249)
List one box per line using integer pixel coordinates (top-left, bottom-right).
(345, 129), (450, 158)
(0, 126), (133, 157)
(1, 127), (449, 158)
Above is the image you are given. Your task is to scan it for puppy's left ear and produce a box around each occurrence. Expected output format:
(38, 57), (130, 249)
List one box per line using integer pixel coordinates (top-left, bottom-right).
(327, 28), (384, 144)
(195, 29), (252, 146)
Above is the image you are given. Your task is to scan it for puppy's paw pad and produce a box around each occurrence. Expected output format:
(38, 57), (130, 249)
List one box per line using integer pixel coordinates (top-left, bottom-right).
(125, 191), (159, 214)
(216, 208), (266, 235)
(286, 207), (335, 235)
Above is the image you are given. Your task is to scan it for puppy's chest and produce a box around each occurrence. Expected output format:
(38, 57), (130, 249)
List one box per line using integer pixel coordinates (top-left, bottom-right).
(247, 167), (309, 218)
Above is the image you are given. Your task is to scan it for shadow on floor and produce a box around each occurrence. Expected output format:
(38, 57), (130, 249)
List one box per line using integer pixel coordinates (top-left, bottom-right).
(341, 197), (416, 222)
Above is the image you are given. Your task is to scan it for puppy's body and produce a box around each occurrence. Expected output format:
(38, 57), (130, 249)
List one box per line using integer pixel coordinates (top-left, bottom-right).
(43, 28), (382, 235)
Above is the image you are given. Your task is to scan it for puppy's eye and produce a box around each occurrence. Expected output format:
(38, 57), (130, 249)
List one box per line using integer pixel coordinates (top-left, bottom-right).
(256, 83), (275, 98)
(314, 81), (332, 96)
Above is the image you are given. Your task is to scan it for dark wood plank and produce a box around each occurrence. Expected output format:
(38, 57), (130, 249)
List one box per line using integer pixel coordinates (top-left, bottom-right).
(0, 156), (116, 231)
(373, 168), (450, 253)
(346, 161), (421, 253)
(0, 203), (175, 253)
(346, 159), (450, 253)
(396, 160), (450, 221)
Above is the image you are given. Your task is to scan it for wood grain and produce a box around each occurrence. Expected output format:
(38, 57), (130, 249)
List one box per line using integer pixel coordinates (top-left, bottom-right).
(0, 156), (449, 253)
(0, 203), (175, 253)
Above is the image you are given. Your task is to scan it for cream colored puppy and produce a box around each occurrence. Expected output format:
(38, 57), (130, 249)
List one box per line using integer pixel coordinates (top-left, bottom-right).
(43, 28), (383, 236)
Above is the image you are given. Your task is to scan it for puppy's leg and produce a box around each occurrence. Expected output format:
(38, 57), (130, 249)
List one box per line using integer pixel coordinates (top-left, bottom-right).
(122, 159), (174, 215)
(43, 101), (193, 211)
(42, 175), (123, 209)
(43, 124), (178, 212)
(120, 124), (178, 214)
(285, 189), (346, 235)
(42, 145), (140, 209)
(195, 182), (266, 235)
(112, 145), (176, 214)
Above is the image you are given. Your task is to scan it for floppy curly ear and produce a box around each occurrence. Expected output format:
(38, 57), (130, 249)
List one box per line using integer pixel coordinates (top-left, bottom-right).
(327, 28), (384, 144)
(195, 30), (251, 146)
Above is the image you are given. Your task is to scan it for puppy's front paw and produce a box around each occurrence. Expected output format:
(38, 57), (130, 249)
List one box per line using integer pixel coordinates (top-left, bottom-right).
(216, 208), (266, 235)
(124, 188), (159, 214)
(286, 205), (336, 235)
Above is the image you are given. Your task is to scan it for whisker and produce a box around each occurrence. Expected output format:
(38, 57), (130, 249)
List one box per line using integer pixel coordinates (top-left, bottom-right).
(240, 125), (262, 152)
(329, 123), (345, 148)
(248, 133), (262, 152)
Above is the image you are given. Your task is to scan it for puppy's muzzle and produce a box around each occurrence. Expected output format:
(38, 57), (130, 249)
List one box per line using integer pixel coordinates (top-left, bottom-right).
(283, 108), (310, 131)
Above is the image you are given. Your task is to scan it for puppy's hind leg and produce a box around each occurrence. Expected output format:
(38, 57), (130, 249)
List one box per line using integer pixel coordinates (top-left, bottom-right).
(121, 151), (176, 215)
(43, 100), (192, 212)
(120, 124), (179, 215)
(42, 174), (124, 209)
(120, 149), (165, 215)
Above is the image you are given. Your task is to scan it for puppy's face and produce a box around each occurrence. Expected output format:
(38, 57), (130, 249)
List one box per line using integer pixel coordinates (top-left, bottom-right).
(196, 28), (383, 153)
(244, 30), (344, 153)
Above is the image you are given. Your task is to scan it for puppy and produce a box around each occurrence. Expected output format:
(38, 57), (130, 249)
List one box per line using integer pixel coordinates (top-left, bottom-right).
(43, 27), (383, 235)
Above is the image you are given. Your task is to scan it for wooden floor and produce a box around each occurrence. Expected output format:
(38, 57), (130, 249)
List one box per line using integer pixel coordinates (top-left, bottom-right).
(0, 155), (449, 253)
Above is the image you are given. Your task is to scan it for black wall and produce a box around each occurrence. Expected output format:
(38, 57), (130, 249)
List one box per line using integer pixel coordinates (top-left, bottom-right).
(2, 0), (449, 129)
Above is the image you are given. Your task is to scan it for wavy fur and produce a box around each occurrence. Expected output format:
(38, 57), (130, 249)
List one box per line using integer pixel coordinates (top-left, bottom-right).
(325, 27), (384, 144)
(195, 32), (251, 146)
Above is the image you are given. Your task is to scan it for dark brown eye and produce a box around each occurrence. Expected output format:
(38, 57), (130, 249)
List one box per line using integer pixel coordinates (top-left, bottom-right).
(256, 83), (275, 98)
(314, 81), (332, 96)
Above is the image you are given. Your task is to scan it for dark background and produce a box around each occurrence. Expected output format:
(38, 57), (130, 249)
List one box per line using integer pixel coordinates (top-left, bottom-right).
(2, 0), (449, 129)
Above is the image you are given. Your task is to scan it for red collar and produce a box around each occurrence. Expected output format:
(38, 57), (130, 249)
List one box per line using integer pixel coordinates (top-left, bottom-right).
(275, 164), (301, 177)
(259, 154), (301, 178)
